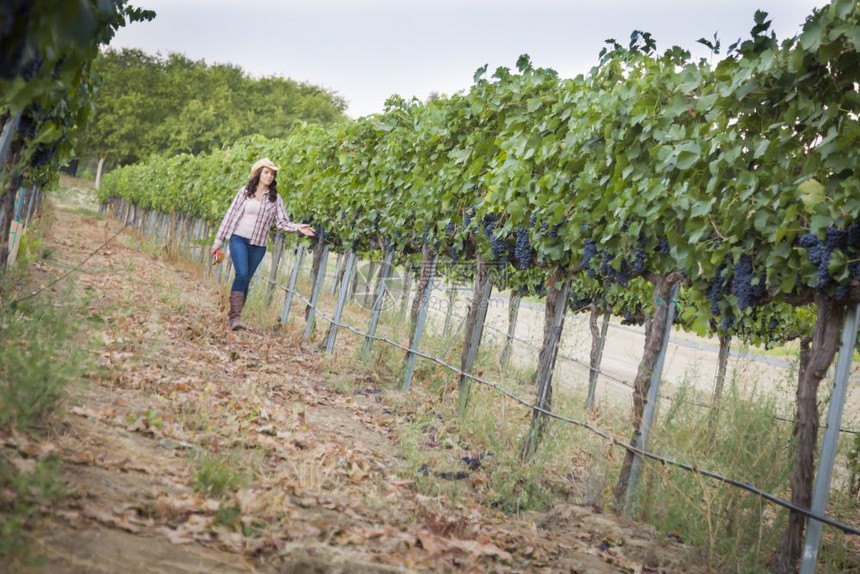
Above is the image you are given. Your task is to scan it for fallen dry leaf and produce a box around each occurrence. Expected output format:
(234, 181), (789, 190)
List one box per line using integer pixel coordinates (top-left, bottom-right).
(154, 525), (196, 545)
(82, 505), (141, 533)
(417, 531), (444, 556)
(11, 457), (37, 475)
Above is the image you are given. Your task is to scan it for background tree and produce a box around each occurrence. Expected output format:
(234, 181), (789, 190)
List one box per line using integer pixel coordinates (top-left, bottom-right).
(75, 48), (348, 185)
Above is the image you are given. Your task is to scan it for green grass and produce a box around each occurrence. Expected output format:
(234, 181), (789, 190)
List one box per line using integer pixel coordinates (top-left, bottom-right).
(0, 456), (66, 568)
(0, 232), (93, 567)
(189, 449), (256, 499)
(0, 285), (84, 433)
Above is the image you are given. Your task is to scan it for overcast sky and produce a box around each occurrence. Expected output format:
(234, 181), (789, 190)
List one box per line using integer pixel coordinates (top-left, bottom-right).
(110, 0), (829, 118)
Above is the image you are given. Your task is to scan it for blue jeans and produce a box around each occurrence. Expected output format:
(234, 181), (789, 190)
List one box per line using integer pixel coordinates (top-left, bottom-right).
(229, 235), (267, 299)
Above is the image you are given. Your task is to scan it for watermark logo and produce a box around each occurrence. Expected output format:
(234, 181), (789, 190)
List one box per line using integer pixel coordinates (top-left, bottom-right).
(350, 260), (508, 314)
(353, 262), (403, 310)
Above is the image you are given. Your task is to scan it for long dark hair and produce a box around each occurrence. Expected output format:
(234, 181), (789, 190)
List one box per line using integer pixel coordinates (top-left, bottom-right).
(244, 171), (278, 202)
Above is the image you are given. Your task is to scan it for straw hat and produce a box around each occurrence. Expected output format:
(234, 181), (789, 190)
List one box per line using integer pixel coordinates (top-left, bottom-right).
(250, 158), (280, 177)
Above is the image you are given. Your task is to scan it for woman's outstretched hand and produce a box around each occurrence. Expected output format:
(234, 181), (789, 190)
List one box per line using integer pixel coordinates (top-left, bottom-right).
(297, 224), (315, 237)
(210, 246), (224, 265)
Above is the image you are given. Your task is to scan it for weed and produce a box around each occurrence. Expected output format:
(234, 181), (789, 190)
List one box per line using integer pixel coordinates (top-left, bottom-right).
(0, 455), (66, 566)
(0, 286), (83, 434)
(13, 233), (44, 268)
(125, 408), (164, 430)
(327, 374), (354, 395)
(67, 207), (100, 218)
(214, 503), (242, 529)
(190, 449), (253, 499)
(638, 374), (792, 571)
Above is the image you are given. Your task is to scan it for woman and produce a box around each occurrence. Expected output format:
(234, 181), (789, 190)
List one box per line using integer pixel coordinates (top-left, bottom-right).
(210, 158), (314, 330)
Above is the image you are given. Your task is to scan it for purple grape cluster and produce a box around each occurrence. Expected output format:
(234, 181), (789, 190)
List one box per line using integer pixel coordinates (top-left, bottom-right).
(17, 113), (36, 140)
(706, 265), (727, 316)
(631, 249), (647, 274)
(581, 239), (597, 271)
(797, 225), (859, 292)
(568, 290), (593, 312)
(513, 226), (532, 270)
(313, 224), (326, 244)
(580, 241), (634, 285)
(481, 215), (509, 263)
(19, 55), (43, 81)
(730, 254), (757, 310)
(848, 222), (860, 249)
(30, 144), (54, 169)
(621, 308), (646, 326)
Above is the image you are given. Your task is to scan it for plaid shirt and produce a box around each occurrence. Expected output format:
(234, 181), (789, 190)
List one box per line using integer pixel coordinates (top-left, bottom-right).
(213, 187), (301, 248)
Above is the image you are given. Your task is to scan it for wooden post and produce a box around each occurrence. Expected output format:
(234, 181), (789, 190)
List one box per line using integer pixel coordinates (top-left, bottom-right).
(712, 332), (732, 408)
(500, 288), (522, 365)
(521, 277), (571, 461)
(586, 305), (611, 411)
(623, 283), (680, 516)
(459, 255), (493, 405)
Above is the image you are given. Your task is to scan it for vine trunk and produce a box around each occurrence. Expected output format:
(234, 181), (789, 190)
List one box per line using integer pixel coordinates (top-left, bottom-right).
(772, 298), (844, 574)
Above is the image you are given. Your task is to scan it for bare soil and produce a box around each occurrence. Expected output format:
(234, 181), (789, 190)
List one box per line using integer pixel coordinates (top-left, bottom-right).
(2, 207), (715, 572)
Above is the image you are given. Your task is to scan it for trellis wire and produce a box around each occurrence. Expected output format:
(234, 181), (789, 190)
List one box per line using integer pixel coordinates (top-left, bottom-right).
(106, 204), (860, 435)
(277, 282), (860, 537)
(475, 307), (860, 436)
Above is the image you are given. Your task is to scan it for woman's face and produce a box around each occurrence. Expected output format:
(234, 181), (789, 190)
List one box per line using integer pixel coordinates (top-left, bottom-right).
(260, 167), (276, 187)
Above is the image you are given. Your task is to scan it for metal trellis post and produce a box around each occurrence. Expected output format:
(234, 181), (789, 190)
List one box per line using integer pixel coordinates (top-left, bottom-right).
(265, 232), (285, 307)
(324, 250), (357, 354)
(24, 184), (37, 228)
(443, 283), (457, 336)
(800, 302), (860, 574)
(331, 252), (344, 295)
(362, 248), (394, 358)
(303, 245), (329, 342)
(402, 254), (437, 391)
(279, 245), (305, 325)
(0, 111), (21, 167)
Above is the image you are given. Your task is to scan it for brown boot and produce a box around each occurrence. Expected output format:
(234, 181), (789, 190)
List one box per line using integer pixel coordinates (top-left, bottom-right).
(228, 291), (246, 330)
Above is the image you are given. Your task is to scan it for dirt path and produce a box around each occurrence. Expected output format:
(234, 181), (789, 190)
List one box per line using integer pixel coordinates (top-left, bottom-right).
(9, 207), (709, 573)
